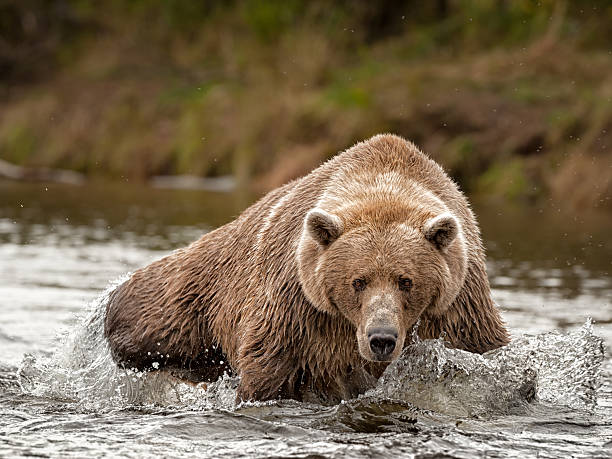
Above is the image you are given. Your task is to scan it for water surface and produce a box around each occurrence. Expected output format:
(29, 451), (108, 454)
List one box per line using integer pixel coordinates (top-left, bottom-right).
(0, 180), (611, 458)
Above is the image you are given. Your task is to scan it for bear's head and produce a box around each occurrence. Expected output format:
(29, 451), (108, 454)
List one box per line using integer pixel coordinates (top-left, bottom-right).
(297, 206), (467, 362)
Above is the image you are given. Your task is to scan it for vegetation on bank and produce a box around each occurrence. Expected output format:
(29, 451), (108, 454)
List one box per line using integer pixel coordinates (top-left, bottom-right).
(1, 0), (611, 211)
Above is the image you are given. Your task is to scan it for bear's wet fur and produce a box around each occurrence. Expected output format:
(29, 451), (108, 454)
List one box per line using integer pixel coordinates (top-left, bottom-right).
(104, 134), (510, 403)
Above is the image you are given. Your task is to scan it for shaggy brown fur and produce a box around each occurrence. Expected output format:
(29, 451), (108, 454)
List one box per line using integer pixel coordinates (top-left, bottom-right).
(104, 134), (510, 403)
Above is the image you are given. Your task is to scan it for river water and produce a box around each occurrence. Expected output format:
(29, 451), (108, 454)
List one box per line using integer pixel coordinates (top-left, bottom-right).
(0, 180), (611, 458)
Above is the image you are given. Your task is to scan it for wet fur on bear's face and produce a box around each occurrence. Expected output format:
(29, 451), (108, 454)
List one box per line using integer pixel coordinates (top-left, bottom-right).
(300, 207), (466, 362)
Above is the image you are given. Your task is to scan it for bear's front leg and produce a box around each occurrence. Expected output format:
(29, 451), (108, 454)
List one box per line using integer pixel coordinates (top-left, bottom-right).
(235, 324), (309, 402)
(235, 355), (302, 402)
(236, 354), (378, 404)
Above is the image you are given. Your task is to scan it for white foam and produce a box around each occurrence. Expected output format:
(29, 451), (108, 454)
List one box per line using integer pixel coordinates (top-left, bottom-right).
(371, 320), (604, 417)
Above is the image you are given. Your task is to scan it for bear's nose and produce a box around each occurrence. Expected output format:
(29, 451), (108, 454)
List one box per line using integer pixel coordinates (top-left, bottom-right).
(367, 327), (398, 359)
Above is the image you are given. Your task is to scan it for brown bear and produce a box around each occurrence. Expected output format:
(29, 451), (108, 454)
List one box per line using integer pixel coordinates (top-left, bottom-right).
(104, 134), (510, 403)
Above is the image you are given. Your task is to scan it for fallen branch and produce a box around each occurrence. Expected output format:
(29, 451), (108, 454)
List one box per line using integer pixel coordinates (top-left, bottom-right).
(150, 174), (235, 192)
(0, 158), (85, 185)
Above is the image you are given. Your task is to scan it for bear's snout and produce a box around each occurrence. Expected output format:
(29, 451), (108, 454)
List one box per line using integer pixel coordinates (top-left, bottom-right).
(367, 327), (398, 360)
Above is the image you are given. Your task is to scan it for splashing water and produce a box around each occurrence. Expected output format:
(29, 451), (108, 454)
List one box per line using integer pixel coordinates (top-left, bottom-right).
(16, 284), (605, 420)
(372, 320), (605, 417)
(17, 281), (239, 412)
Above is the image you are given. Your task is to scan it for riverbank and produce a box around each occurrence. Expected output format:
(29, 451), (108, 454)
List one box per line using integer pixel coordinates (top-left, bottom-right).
(1, 1), (610, 212)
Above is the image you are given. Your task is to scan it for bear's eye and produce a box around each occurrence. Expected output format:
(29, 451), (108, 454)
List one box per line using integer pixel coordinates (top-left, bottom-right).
(352, 278), (367, 292)
(398, 276), (412, 292)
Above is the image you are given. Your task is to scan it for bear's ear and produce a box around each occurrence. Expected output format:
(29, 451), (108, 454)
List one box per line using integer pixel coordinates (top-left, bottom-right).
(423, 213), (459, 250)
(305, 209), (344, 247)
